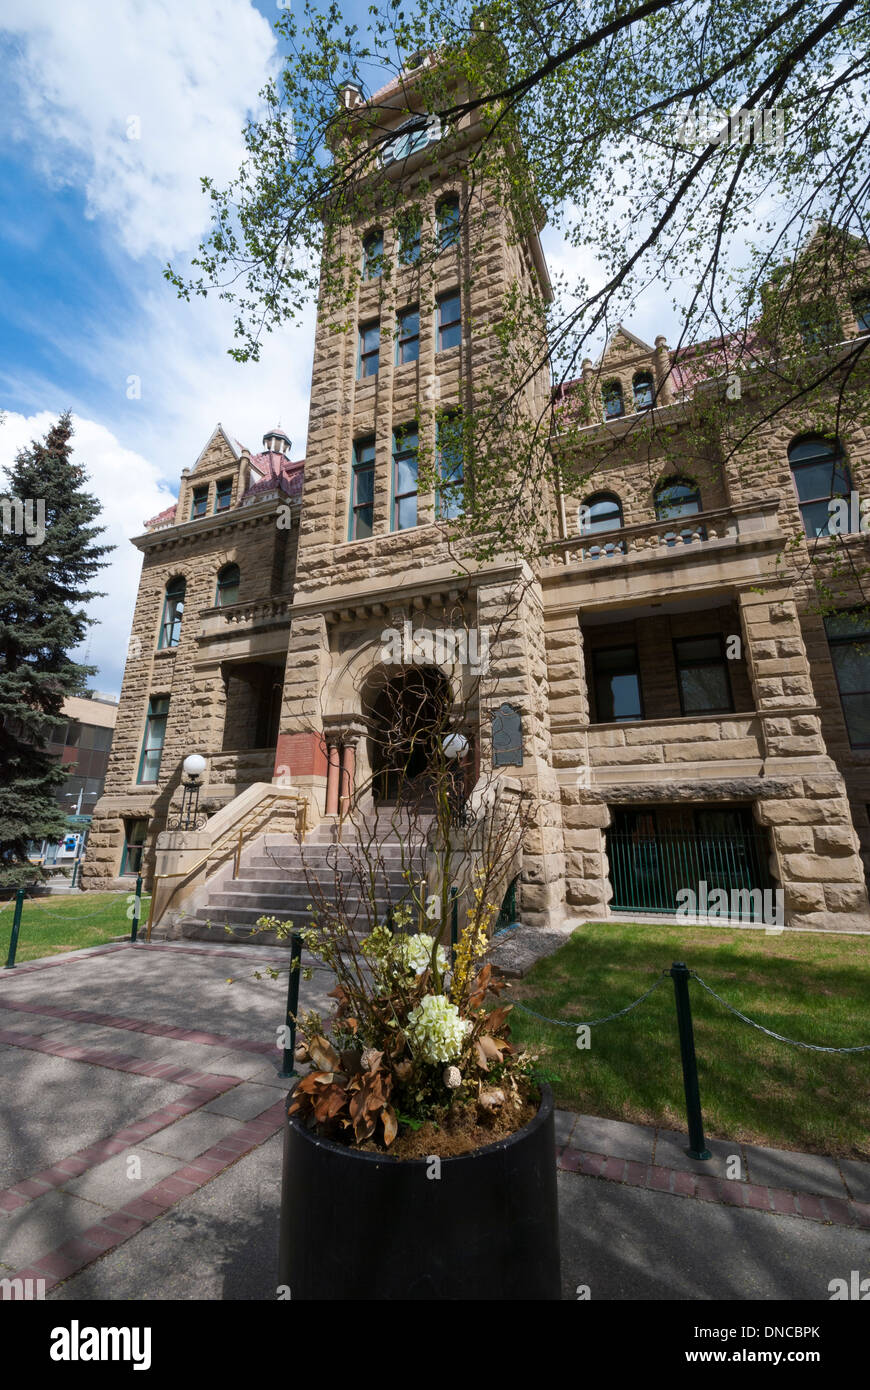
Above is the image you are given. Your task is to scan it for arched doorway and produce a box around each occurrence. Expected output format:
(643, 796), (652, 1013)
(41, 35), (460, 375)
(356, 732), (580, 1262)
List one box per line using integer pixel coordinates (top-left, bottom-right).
(365, 666), (453, 806)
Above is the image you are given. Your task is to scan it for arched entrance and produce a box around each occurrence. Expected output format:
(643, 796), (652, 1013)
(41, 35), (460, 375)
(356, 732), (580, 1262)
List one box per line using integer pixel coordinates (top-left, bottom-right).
(364, 666), (453, 806)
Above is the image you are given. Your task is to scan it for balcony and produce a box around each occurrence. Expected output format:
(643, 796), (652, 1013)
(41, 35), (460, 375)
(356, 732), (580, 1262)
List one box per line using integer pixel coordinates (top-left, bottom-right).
(197, 598), (292, 644)
(545, 499), (782, 567)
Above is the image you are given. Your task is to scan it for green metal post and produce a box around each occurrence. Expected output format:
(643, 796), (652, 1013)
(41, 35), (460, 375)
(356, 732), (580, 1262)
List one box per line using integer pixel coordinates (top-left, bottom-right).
(670, 961), (711, 1159)
(278, 932), (303, 1078)
(130, 875), (143, 943)
(4, 889), (25, 969)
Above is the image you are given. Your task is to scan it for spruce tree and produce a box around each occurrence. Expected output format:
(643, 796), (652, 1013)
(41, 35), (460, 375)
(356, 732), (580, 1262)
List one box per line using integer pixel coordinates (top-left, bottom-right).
(0, 414), (112, 888)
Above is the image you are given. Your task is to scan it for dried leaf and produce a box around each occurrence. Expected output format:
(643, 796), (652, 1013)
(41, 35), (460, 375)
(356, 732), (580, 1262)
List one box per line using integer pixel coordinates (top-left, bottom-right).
(308, 1035), (341, 1071)
(473, 1039), (489, 1071)
(479, 1035), (503, 1062)
(382, 1105), (398, 1146)
(485, 1004), (513, 1035)
(360, 1047), (383, 1072)
(393, 1059), (412, 1082)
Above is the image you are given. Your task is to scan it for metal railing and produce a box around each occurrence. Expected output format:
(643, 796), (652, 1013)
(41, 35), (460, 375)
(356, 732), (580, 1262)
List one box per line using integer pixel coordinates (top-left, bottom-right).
(606, 829), (772, 918)
(145, 793), (308, 940)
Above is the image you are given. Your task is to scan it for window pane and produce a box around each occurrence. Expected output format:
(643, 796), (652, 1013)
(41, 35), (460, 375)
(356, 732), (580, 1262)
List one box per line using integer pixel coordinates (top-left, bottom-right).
(825, 611), (870, 641)
(439, 320), (461, 351)
(354, 466), (374, 506)
(800, 499), (835, 537)
(396, 456), (418, 494)
(397, 494), (417, 529)
(679, 665), (731, 712)
(191, 487), (208, 519)
(841, 694), (870, 746)
(633, 375), (654, 409)
(593, 648), (642, 721)
(830, 641), (870, 694)
(792, 460), (850, 502)
(853, 294), (870, 333)
(354, 505), (373, 539)
(438, 199), (460, 249)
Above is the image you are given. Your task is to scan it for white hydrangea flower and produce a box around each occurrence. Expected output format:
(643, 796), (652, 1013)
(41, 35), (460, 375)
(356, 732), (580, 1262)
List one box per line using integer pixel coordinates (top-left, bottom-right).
(407, 994), (470, 1064)
(395, 932), (448, 977)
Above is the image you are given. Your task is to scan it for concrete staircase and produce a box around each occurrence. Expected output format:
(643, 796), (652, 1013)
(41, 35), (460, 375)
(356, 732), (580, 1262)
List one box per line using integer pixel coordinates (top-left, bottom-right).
(179, 815), (431, 943)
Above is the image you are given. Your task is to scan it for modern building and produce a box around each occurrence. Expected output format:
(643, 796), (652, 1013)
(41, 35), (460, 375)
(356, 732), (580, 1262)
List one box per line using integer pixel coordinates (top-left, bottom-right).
(32, 694), (118, 870)
(83, 60), (870, 935)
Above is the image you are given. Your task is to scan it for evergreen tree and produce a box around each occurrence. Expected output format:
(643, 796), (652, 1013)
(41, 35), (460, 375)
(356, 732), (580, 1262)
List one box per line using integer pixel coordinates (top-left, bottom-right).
(0, 414), (112, 888)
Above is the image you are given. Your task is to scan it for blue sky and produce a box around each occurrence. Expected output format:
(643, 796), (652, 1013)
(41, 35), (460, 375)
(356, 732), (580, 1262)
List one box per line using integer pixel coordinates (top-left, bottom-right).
(0, 0), (681, 698)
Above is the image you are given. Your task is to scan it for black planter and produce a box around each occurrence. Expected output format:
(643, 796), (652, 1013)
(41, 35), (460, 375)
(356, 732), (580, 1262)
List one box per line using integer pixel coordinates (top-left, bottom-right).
(278, 1084), (561, 1300)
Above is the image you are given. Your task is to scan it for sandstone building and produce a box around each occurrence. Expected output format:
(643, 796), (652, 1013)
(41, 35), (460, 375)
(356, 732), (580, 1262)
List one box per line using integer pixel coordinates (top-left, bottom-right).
(83, 62), (870, 935)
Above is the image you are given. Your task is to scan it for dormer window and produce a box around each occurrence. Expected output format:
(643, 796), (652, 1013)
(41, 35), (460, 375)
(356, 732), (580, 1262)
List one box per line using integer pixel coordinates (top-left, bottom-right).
(633, 372), (654, 411)
(603, 381), (624, 419)
(214, 478), (233, 513)
(190, 485), (208, 520)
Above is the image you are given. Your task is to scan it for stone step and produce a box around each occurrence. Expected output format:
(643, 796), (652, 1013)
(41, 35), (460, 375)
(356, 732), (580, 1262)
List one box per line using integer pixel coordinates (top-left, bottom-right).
(205, 889), (405, 912)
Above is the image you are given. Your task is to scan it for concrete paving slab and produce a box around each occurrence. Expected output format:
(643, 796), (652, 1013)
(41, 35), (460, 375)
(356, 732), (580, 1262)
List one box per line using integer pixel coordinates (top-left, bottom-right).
(839, 1158), (870, 1203)
(0, 1051), (188, 1188)
(572, 1115), (655, 1163)
(0, 1189), (107, 1268)
(60, 1148), (184, 1208)
(654, 1128), (744, 1174)
(557, 1170), (870, 1300)
(142, 1112), (243, 1160)
(743, 1143), (847, 1198)
(554, 1109), (578, 1148)
(209, 1049), (288, 1081)
(203, 1083), (283, 1121)
(49, 1134), (285, 1301)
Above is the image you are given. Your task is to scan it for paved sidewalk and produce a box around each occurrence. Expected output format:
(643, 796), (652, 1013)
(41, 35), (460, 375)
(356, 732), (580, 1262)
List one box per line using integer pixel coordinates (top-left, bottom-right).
(0, 940), (867, 1300)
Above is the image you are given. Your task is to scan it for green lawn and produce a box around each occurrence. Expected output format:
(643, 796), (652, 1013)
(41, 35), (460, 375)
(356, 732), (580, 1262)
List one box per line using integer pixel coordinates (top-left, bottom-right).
(509, 922), (870, 1159)
(0, 891), (150, 965)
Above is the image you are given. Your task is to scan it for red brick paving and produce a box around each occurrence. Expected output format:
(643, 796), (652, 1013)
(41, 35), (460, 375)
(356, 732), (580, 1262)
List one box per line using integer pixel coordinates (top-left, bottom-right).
(556, 1145), (868, 1230)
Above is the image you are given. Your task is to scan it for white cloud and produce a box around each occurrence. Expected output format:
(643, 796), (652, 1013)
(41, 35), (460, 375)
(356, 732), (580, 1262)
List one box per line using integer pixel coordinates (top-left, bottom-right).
(0, 410), (174, 698)
(0, 0), (278, 260)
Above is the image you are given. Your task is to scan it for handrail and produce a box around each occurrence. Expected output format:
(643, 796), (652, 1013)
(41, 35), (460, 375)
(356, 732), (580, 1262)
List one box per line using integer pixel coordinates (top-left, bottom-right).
(144, 791), (307, 940)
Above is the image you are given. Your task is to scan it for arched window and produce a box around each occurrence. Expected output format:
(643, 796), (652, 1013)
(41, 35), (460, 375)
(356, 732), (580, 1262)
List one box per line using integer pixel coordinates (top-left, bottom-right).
(602, 380), (624, 419)
(654, 477), (704, 546)
(633, 371), (654, 411)
(215, 563), (240, 608)
(654, 476), (702, 520)
(788, 435), (851, 537)
(362, 229), (383, 280)
(158, 576), (185, 650)
(581, 492), (623, 534)
(436, 195), (460, 251)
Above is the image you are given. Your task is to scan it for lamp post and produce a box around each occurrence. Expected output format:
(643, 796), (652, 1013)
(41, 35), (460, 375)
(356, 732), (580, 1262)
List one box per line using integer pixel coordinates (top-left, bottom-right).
(179, 754), (207, 830)
(442, 732), (469, 828)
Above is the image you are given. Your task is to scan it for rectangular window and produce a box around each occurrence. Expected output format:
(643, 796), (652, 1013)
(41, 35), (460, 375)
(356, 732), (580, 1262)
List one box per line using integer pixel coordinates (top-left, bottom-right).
(137, 697), (169, 784)
(190, 485), (208, 520)
(437, 291), (461, 352)
(825, 611), (870, 747)
(121, 818), (148, 876)
(436, 413), (464, 520)
(674, 635), (734, 714)
(358, 320), (380, 379)
(396, 307), (420, 365)
(214, 477), (233, 512)
(592, 646), (643, 722)
(392, 425), (419, 531)
(853, 293), (870, 335)
(349, 437), (376, 540)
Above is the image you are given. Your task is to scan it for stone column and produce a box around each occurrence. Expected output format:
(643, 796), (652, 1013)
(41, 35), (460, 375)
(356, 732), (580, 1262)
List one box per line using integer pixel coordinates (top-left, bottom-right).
(325, 738), (341, 815)
(545, 607), (610, 918)
(737, 585), (870, 930)
(340, 736), (358, 816)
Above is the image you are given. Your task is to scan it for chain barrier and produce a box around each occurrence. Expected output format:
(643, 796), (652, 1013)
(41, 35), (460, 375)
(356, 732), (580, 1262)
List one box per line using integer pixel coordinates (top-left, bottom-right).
(513, 971), (671, 1030)
(690, 972), (870, 1054)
